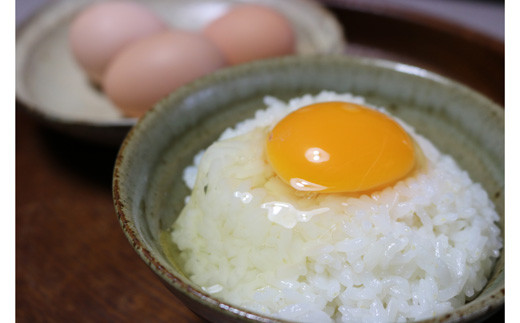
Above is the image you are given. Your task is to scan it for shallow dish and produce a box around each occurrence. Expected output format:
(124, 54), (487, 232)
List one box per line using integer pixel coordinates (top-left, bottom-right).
(113, 55), (504, 322)
(15, 0), (345, 145)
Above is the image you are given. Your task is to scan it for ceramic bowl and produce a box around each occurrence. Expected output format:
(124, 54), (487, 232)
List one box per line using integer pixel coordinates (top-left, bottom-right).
(113, 55), (504, 322)
(15, 0), (345, 145)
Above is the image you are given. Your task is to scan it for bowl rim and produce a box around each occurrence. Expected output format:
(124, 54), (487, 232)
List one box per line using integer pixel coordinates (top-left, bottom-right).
(113, 54), (504, 322)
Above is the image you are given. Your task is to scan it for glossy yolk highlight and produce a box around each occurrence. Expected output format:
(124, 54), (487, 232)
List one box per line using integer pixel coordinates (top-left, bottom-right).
(265, 101), (416, 193)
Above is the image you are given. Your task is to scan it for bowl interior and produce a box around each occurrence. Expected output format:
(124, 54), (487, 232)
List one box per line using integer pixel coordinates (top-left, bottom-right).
(114, 55), (504, 322)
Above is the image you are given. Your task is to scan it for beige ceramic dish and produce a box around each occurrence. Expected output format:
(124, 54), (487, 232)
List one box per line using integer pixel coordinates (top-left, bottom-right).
(15, 0), (345, 145)
(113, 55), (504, 322)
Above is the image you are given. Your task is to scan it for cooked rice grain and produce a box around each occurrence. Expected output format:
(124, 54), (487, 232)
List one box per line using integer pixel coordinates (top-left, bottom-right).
(172, 92), (502, 322)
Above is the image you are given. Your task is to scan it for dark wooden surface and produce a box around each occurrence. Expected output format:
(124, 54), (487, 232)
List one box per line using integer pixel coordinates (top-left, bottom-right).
(16, 2), (504, 322)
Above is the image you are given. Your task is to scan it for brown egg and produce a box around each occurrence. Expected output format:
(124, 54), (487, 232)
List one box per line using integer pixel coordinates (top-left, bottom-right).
(103, 30), (225, 118)
(69, 1), (166, 84)
(203, 4), (296, 65)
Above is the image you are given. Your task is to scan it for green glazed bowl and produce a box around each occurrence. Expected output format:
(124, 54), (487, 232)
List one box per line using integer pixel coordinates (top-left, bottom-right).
(113, 55), (504, 322)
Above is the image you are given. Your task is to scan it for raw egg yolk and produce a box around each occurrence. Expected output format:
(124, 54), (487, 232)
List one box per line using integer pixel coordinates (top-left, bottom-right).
(265, 101), (416, 193)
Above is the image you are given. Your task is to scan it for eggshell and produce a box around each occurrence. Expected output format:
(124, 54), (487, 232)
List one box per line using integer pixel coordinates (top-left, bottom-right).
(203, 4), (296, 65)
(103, 30), (225, 118)
(69, 1), (166, 83)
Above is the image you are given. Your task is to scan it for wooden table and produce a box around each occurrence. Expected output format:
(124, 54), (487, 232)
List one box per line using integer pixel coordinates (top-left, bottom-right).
(16, 2), (504, 322)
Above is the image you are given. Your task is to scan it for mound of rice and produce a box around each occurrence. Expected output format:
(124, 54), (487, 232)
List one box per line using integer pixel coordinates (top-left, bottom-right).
(170, 92), (502, 322)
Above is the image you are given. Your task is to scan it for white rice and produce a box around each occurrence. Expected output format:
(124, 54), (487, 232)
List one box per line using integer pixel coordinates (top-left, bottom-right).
(171, 91), (502, 322)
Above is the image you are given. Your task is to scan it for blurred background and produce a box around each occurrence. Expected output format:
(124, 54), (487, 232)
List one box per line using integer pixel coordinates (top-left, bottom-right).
(17, 0), (504, 41)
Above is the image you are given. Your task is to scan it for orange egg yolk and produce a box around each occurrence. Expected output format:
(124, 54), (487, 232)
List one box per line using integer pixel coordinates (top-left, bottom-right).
(265, 101), (416, 193)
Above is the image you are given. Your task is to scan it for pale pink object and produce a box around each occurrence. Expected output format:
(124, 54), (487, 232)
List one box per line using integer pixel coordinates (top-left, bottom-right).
(103, 30), (226, 118)
(69, 1), (166, 83)
(203, 4), (296, 65)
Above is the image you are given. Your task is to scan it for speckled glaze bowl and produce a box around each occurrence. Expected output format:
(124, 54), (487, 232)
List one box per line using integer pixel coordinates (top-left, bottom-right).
(113, 55), (504, 322)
